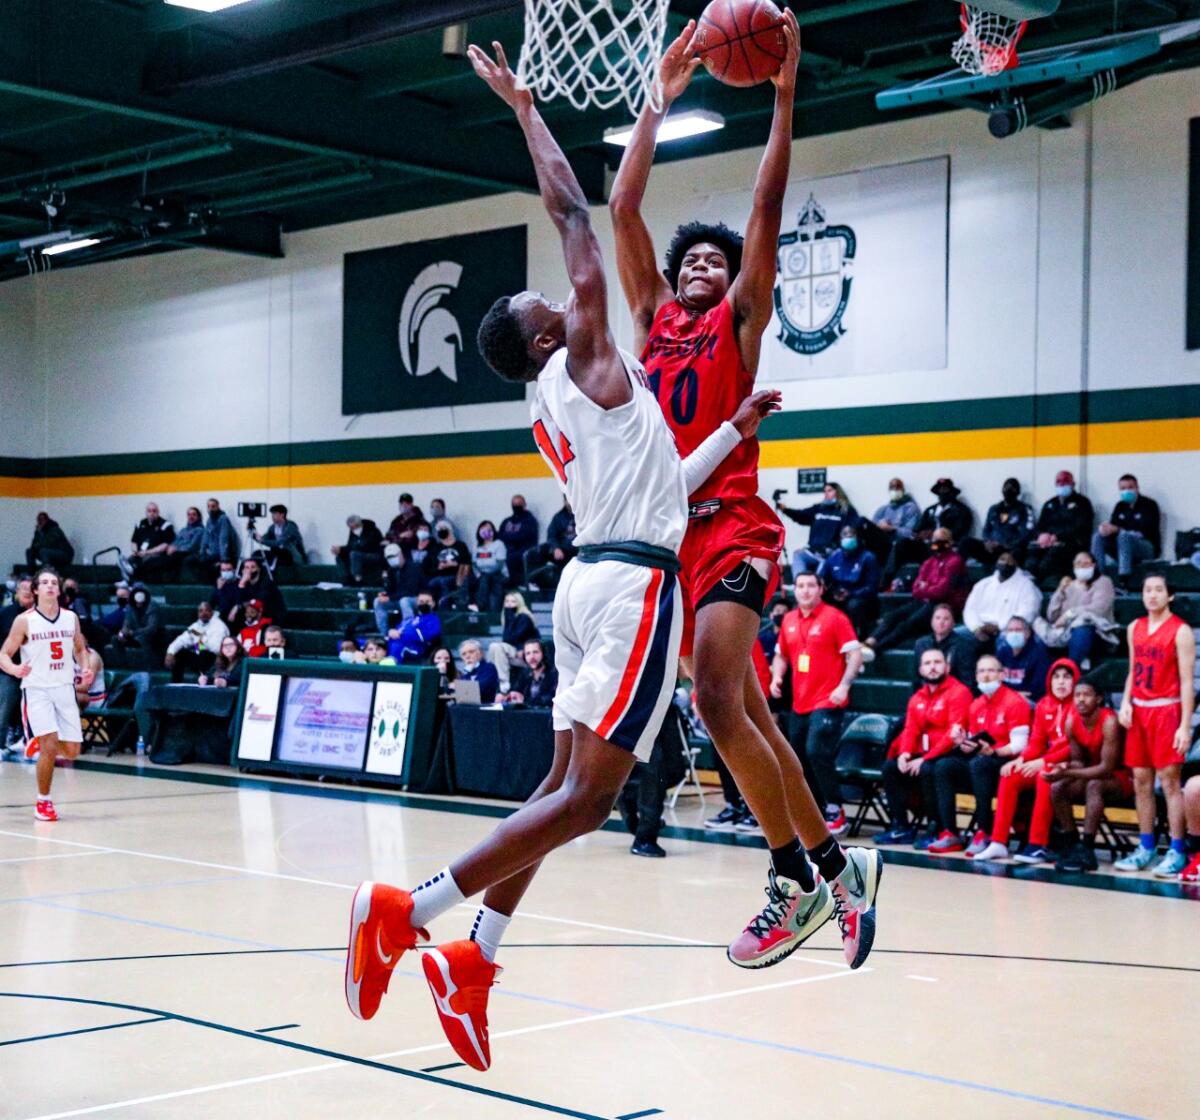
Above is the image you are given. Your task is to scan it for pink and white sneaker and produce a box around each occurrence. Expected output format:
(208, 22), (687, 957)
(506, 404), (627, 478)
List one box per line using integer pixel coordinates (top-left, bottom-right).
(829, 846), (883, 969)
(34, 799), (57, 822)
(727, 869), (833, 969)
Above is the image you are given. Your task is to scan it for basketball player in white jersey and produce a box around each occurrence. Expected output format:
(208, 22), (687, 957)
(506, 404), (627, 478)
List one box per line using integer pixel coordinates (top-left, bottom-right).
(0, 568), (93, 821)
(343, 42), (778, 1072)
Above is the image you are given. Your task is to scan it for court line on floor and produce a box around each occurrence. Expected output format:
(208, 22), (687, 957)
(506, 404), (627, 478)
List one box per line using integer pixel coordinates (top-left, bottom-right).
(0, 1016), (167, 1049)
(2, 874), (244, 906)
(0, 790), (237, 810)
(0, 851), (117, 866)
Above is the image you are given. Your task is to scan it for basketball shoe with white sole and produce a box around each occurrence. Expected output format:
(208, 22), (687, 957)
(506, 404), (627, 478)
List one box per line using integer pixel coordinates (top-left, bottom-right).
(829, 846), (883, 969)
(34, 798), (56, 822)
(422, 939), (502, 1072)
(727, 869), (833, 969)
(344, 881), (427, 1021)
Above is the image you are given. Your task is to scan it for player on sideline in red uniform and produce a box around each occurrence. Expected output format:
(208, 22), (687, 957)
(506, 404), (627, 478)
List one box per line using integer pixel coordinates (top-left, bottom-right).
(610, 14), (880, 969)
(1113, 573), (1195, 877)
(343, 40), (779, 1074)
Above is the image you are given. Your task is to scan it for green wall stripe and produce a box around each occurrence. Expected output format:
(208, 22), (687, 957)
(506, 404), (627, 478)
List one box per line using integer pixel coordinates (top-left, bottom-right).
(2, 384), (1196, 481)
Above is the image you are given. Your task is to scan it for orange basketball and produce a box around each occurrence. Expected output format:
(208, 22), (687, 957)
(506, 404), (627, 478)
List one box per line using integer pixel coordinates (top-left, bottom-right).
(694, 0), (788, 88)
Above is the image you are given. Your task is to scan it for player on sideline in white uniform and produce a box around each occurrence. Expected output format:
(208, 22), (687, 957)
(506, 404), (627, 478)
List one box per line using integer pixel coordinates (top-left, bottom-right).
(343, 41), (779, 1073)
(0, 568), (94, 821)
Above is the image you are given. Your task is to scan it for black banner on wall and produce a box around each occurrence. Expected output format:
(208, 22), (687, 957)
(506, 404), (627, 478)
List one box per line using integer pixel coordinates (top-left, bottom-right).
(342, 225), (528, 414)
(1188, 119), (1200, 351)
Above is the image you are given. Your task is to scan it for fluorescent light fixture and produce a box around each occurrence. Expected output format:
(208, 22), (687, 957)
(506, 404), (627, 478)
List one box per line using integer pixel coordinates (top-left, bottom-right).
(165, 0), (255, 12)
(604, 110), (724, 147)
(41, 237), (102, 257)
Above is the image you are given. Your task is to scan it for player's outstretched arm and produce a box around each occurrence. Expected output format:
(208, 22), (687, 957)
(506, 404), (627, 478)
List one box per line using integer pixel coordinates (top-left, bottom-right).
(0, 615), (29, 678)
(609, 21), (701, 343)
(681, 388), (780, 495)
(730, 8), (800, 375)
(468, 41), (628, 408)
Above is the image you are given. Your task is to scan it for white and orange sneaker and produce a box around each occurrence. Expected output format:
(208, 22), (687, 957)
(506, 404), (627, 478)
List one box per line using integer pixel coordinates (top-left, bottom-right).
(344, 881), (427, 1021)
(34, 799), (57, 822)
(727, 869), (833, 969)
(422, 939), (502, 1072)
(24, 737), (40, 761)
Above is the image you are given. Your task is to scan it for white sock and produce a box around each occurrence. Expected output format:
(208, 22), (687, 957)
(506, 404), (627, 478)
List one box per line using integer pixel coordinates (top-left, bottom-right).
(469, 905), (512, 963)
(409, 867), (466, 930)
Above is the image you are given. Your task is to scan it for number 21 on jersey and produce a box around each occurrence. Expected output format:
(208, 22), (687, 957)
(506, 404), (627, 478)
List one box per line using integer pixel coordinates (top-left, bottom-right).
(532, 418), (576, 483)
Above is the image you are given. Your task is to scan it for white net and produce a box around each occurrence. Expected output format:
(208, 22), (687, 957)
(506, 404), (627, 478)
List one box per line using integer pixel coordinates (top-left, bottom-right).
(951, 4), (1027, 76)
(517, 0), (672, 117)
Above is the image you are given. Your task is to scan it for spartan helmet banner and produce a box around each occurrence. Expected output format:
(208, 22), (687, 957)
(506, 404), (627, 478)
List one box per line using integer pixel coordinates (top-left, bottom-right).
(342, 225), (527, 414)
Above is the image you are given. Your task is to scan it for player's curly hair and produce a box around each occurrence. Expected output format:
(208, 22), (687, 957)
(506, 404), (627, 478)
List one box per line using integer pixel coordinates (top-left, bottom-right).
(663, 221), (744, 292)
(477, 296), (537, 382)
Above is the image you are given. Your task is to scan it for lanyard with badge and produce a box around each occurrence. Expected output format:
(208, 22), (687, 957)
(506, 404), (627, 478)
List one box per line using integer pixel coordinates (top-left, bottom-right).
(793, 616), (815, 674)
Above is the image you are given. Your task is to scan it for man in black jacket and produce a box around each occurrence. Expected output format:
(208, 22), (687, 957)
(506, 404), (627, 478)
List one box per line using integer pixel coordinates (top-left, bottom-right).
(252, 504), (306, 567)
(895, 479), (973, 569)
(126, 501), (176, 583)
(505, 639), (558, 709)
(26, 512), (74, 571)
(232, 556), (287, 629)
(911, 602), (977, 690)
(498, 495), (539, 588)
(524, 498), (576, 591)
(0, 576), (33, 747)
(1028, 469), (1094, 581)
(962, 478), (1035, 568)
(331, 514), (384, 585)
(1091, 473), (1160, 583)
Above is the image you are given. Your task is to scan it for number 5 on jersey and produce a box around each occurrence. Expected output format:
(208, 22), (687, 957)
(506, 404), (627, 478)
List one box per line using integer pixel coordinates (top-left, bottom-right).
(50, 641), (64, 662)
(533, 418), (576, 484)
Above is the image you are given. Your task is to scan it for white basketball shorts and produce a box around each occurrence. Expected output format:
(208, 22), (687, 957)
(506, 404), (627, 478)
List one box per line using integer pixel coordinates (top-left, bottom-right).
(551, 557), (683, 762)
(22, 684), (83, 743)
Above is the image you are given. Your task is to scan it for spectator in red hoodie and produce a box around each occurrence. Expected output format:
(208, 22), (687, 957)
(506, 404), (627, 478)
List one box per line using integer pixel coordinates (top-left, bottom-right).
(875, 648), (973, 845)
(924, 655), (1032, 853)
(236, 599), (270, 658)
(862, 527), (967, 658)
(972, 658), (1080, 863)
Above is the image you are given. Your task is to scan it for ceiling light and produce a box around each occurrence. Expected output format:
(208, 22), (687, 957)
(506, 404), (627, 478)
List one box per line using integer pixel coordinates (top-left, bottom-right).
(165, 0), (256, 12)
(604, 110), (725, 147)
(41, 237), (103, 257)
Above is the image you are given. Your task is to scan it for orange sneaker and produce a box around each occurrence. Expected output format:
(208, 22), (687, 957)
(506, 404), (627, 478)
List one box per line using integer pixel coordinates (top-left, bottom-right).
(24, 737), (40, 761)
(1181, 853), (1200, 883)
(422, 939), (501, 1072)
(344, 881), (426, 1021)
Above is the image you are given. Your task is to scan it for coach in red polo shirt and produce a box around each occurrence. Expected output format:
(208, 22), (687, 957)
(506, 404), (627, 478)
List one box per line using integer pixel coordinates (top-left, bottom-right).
(770, 571), (863, 836)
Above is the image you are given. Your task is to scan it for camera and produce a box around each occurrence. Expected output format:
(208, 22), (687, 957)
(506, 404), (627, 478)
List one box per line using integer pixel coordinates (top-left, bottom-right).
(772, 488), (787, 505)
(238, 502), (266, 519)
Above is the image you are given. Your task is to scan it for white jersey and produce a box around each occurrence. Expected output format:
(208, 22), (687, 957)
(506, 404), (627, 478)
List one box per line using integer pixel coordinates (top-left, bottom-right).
(20, 607), (79, 691)
(531, 346), (688, 552)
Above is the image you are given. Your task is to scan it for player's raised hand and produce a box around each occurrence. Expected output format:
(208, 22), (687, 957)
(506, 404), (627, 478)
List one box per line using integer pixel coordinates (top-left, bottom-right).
(660, 20), (702, 106)
(771, 7), (801, 95)
(730, 388), (782, 438)
(467, 41), (534, 113)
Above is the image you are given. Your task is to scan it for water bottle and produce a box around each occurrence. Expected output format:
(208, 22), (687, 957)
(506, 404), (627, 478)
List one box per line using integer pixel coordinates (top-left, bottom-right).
(357, 590), (368, 612)
(136, 735), (146, 756)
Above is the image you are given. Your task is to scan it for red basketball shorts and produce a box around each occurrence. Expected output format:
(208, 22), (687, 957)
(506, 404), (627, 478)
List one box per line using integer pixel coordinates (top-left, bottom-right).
(1124, 702), (1183, 770)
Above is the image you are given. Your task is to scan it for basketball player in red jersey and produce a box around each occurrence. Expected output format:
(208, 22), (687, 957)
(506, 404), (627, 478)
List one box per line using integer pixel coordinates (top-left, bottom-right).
(611, 14), (881, 969)
(1113, 574), (1195, 876)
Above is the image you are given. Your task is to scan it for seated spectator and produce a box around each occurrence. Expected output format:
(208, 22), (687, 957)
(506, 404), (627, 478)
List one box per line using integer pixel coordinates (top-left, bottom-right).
(338, 638), (362, 664)
(1048, 682), (1128, 872)
(922, 655), (1032, 853)
(198, 636), (244, 689)
(235, 599), (271, 658)
(164, 601), (229, 682)
(996, 616), (1051, 702)
(428, 498), (458, 542)
(386, 592), (442, 664)
(385, 493), (428, 549)
(498, 494), (539, 588)
(432, 646), (458, 698)
(1034, 551), (1118, 668)
(26, 511), (74, 571)
(253, 504), (306, 567)
(1178, 775), (1200, 882)
(0, 577), (33, 746)
(525, 498), (577, 591)
(374, 532), (434, 634)
(864, 528), (967, 657)
(211, 560), (240, 622)
(186, 498), (238, 583)
(758, 596), (790, 661)
(894, 479), (974, 569)
(458, 639), (500, 703)
(818, 524), (880, 637)
(332, 514), (384, 586)
(74, 644), (106, 711)
(233, 556), (286, 629)
(962, 478), (1035, 569)
(863, 476), (921, 578)
(506, 639), (558, 709)
(125, 501), (176, 583)
(1027, 470), (1094, 581)
(912, 602), (976, 690)
(1092, 473), (1161, 585)
(778, 482), (858, 572)
(100, 581), (131, 635)
(962, 550), (1041, 650)
(973, 658), (1081, 863)
(362, 636), (397, 666)
(61, 578), (90, 620)
(876, 649), (973, 845)
(167, 506), (205, 578)
(111, 585), (163, 667)
(487, 592), (541, 691)
(470, 520), (507, 614)
(425, 521), (472, 608)
(262, 625), (287, 659)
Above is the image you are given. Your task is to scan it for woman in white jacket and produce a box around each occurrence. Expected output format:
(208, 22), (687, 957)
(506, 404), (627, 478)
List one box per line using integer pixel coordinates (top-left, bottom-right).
(1033, 550), (1117, 668)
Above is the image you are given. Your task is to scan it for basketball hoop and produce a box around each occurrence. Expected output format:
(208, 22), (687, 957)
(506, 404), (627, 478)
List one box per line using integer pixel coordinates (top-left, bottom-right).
(952, 3), (1028, 75)
(517, 0), (672, 116)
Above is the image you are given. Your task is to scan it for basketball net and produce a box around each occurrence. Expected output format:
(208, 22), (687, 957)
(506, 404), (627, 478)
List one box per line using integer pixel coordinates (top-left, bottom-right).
(952, 4), (1028, 76)
(517, 0), (672, 116)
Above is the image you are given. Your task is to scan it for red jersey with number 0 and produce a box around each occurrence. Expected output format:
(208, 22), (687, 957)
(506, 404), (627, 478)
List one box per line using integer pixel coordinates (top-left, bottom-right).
(1131, 614), (1184, 700)
(642, 298), (758, 503)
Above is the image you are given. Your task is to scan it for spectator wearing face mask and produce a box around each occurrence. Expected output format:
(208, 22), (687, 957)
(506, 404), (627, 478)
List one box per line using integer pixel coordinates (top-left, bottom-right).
(386, 592), (442, 664)
(112, 585), (163, 668)
(498, 495), (539, 588)
(469, 521), (507, 616)
(995, 616), (1051, 702)
(895, 479), (974, 569)
(777, 482), (859, 573)
(758, 596), (790, 660)
(961, 550), (1041, 650)
(101, 582), (131, 634)
(428, 499), (458, 542)
(424, 521), (472, 609)
(331, 514), (384, 586)
(1091, 473), (1161, 584)
(864, 477), (921, 577)
(1034, 550), (1118, 668)
(252, 504), (306, 567)
(818, 524), (880, 637)
(487, 592), (541, 692)
(524, 498), (577, 591)
(1027, 470), (1094, 582)
(913, 603), (977, 691)
(506, 639), (558, 708)
(458, 639), (500, 703)
(233, 556), (286, 629)
(962, 478), (1036, 569)
(210, 561), (240, 620)
(168, 507), (205, 580)
(385, 493), (428, 548)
